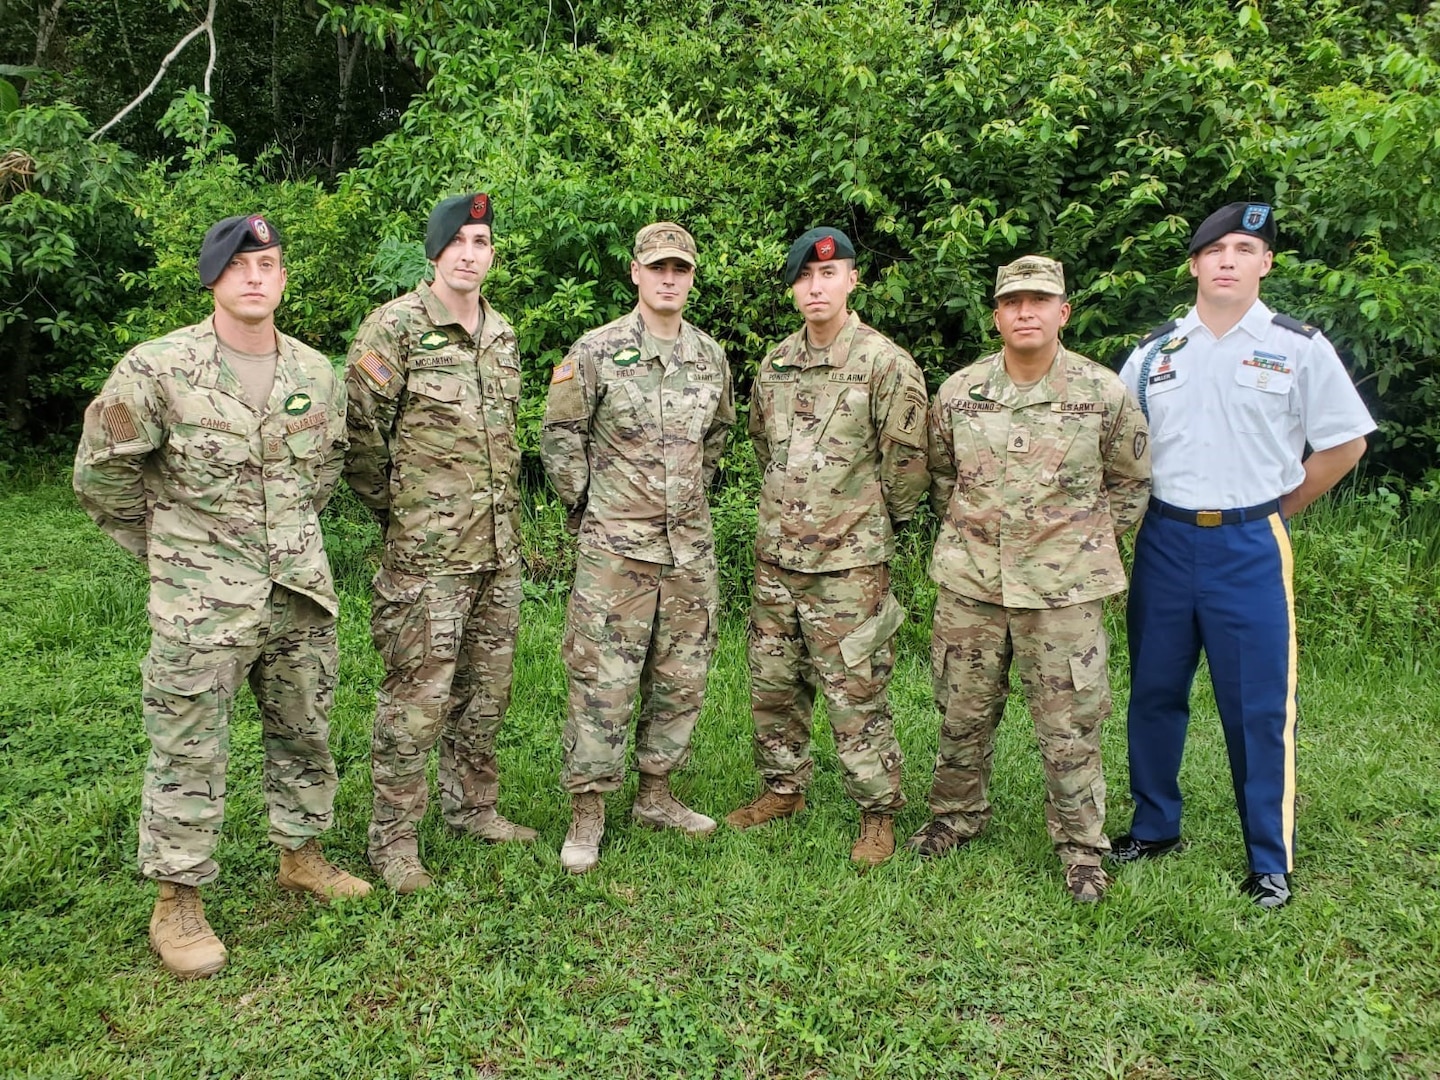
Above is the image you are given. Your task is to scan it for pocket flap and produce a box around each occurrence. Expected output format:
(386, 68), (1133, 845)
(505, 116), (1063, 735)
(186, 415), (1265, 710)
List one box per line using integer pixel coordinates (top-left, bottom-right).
(142, 659), (221, 698)
(839, 593), (907, 669)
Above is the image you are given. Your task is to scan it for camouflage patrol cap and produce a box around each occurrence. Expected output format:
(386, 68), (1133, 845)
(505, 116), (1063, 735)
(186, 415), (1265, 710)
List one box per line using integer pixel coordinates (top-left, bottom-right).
(1189, 202), (1275, 254)
(994, 255), (1066, 300)
(784, 227), (856, 285)
(634, 222), (698, 267)
(425, 192), (493, 260)
(198, 214), (281, 287)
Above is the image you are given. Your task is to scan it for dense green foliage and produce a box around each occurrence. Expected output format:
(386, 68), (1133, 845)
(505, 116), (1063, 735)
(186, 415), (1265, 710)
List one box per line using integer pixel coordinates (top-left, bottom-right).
(1, 474), (1437, 1077)
(2, 0), (1438, 478)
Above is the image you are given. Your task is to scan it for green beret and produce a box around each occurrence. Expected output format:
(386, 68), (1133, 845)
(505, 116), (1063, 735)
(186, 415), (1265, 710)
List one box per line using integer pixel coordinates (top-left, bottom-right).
(426, 192), (493, 260)
(783, 226), (856, 285)
(198, 214), (280, 287)
(1189, 202), (1275, 254)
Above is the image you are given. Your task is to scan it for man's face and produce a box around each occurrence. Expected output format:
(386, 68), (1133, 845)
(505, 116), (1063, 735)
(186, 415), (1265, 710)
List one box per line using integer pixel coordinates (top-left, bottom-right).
(791, 259), (857, 327)
(432, 223), (495, 296)
(993, 290), (1070, 352)
(1189, 233), (1272, 306)
(631, 257), (695, 319)
(210, 248), (286, 324)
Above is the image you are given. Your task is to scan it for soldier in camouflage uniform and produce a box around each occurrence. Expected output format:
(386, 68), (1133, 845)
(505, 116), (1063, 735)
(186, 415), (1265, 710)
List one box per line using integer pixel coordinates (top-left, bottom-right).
(913, 255), (1150, 902)
(74, 214), (371, 980)
(541, 222), (735, 875)
(726, 227), (930, 868)
(345, 193), (535, 894)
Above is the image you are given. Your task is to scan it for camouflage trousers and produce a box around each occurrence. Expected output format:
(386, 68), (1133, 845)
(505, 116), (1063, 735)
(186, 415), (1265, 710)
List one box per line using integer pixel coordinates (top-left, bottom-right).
(929, 588), (1111, 865)
(368, 563), (521, 863)
(748, 560), (906, 813)
(561, 545), (718, 793)
(139, 585), (339, 886)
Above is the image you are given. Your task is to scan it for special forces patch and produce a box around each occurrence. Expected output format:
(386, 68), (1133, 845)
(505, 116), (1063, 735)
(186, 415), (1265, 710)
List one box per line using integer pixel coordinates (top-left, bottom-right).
(419, 331), (450, 350)
(612, 348), (641, 367)
(899, 400), (922, 435)
(283, 392), (312, 416)
(968, 383), (989, 401)
(1134, 431), (1148, 459)
(1160, 336), (1188, 355)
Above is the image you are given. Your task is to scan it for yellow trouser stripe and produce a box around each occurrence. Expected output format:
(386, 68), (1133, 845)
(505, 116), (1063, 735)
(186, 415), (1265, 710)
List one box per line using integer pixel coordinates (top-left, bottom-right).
(1267, 513), (1299, 871)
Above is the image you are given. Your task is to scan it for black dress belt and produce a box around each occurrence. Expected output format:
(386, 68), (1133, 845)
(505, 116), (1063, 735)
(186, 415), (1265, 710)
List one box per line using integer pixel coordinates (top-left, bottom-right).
(1148, 497), (1282, 527)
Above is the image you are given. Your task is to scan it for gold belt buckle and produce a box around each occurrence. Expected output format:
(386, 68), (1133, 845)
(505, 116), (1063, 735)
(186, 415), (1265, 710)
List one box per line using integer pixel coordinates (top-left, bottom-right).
(1196, 510), (1223, 527)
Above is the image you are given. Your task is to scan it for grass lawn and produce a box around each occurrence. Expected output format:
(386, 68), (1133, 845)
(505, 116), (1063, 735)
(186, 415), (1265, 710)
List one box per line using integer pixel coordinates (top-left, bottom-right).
(0, 472), (1437, 1079)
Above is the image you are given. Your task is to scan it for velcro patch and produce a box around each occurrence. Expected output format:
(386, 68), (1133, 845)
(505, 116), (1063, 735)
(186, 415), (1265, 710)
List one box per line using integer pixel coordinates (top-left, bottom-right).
(898, 400), (923, 434)
(958, 401), (1003, 413)
(286, 411), (327, 434)
(762, 371), (799, 383)
(1055, 402), (1104, 414)
(357, 351), (397, 389)
(830, 372), (868, 384)
(101, 402), (140, 443)
(409, 355), (461, 370)
(551, 361), (575, 384)
(200, 416), (235, 432)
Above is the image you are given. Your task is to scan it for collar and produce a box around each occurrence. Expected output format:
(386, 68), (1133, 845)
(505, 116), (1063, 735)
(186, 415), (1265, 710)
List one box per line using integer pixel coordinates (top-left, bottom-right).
(419, 281), (500, 346)
(796, 311), (860, 370)
(974, 344), (1070, 407)
(1178, 298), (1273, 342)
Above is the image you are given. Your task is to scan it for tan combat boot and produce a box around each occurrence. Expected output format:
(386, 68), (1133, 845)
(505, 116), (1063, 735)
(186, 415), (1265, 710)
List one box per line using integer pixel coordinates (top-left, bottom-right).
(850, 813), (896, 868)
(632, 773), (717, 835)
(560, 792), (606, 875)
(1065, 863), (1110, 904)
(458, 808), (538, 844)
(725, 788), (805, 829)
(278, 840), (373, 901)
(149, 882), (227, 979)
(375, 853), (434, 895)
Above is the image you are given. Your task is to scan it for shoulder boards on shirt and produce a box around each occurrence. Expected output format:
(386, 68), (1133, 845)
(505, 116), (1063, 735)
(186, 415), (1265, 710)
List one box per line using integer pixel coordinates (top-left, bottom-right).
(1272, 313), (1320, 338)
(1136, 319), (1178, 348)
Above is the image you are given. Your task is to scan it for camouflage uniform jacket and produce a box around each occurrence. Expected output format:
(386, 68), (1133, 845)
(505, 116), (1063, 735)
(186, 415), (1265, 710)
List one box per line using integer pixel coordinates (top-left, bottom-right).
(344, 283), (522, 574)
(541, 309), (734, 567)
(73, 316), (346, 646)
(749, 312), (930, 573)
(928, 345), (1151, 609)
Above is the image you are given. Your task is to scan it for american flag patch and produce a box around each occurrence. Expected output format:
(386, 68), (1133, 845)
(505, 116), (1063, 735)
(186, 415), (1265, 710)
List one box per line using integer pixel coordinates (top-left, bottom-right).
(101, 402), (139, 443)
(551, 361), (575, 384)
(357, 350), (396, 388)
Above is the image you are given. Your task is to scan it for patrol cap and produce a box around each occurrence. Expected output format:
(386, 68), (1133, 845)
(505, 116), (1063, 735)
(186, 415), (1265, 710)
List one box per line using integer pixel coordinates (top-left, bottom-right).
(1189, 201), (1276, 254)
(784, 226), (856, 285)
(634, 222), (698, 267)
(994, 255), (1066, 300)
(198, 214), (281, 287)
(425, 192), (493, 260)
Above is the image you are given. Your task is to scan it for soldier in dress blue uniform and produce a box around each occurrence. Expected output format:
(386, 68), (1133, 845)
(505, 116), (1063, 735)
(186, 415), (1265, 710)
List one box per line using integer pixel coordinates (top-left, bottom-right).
(1113, 202), (1375, 907)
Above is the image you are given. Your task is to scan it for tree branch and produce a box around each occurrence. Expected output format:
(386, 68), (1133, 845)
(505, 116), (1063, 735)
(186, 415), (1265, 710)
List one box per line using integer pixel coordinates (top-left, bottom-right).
(89, 0), (218, 142)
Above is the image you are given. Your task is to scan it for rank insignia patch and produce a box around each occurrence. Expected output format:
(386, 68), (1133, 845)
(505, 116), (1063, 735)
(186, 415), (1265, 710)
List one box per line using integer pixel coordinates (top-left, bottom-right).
(283, 392), (312, 416)
(419, 331), (450, 351)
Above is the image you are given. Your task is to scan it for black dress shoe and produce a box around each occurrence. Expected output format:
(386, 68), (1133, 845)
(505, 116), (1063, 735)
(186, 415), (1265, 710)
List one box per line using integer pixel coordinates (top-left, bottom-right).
(1240, 872), (1291, 908)
(1109, 833), (1183, 863)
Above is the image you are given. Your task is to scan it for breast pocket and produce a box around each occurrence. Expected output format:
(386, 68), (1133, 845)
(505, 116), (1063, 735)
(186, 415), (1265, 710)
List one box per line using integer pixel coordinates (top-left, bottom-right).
(1232, 363), (1295, 435)
(950, 409), (1000, 490)
(1041, 412), (1103, 495)
(684, 379), (723, 443)
(165, 421), (252, 512)
(400, 373), (470, 452)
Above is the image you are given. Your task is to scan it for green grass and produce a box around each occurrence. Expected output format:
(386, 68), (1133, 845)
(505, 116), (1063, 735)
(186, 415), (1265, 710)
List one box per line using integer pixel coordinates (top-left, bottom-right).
(0, 473), (1437, 1079)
